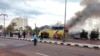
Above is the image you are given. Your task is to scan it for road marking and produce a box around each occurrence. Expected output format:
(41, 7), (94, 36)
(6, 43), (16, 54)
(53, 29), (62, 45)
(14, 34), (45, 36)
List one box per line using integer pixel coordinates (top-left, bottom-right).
(36, 52), (49, 56)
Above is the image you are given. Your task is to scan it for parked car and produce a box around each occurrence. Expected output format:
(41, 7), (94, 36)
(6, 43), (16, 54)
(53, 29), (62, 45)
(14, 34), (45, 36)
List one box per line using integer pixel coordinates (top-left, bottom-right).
(69, 32), (81, 39)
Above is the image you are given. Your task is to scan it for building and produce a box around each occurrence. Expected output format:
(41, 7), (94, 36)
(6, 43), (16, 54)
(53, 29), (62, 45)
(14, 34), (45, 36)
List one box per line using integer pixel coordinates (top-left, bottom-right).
(10, 17), (28, 30)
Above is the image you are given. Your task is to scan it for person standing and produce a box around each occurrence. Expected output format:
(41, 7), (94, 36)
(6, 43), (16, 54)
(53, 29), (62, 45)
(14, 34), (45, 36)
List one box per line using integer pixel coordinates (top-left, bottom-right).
(90, 30), (95, 40)
(80, 30), (85, 40)
(96, 29), (99, 40)
(22, 31), (26, 39)
(18, 31), (21, 39)
(10, 32), (13, 37)
(53, 31), (59, 39)
(40, 32), (44, 40)
(33, 33), (38, 46)
(10, 32), (12, 37)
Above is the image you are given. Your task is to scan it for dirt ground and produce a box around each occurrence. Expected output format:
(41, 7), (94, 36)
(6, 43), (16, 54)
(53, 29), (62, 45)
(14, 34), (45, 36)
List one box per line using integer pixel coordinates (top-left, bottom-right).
(0, 48), (26, 56)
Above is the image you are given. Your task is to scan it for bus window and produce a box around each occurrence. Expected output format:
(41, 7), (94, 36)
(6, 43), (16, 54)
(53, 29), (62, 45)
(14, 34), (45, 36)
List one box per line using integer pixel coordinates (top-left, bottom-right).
(52, 27), (64, 30)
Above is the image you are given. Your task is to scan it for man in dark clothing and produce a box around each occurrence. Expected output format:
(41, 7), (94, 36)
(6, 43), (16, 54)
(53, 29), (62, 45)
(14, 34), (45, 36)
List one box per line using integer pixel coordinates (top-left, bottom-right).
(90, 30), (94, 40)
(94, 29), (99, 40)
(22, 31), (26, 39)
(40, 32), (43, 40)
(84, 31), (88, 40)
(10, 32), (13, 37)
(96, 29), (99, 40)
(90, 30), (97, 40)
(80, 30), (85, 40)
(18, 31), (21, 38)
(4, 32), (6, 37)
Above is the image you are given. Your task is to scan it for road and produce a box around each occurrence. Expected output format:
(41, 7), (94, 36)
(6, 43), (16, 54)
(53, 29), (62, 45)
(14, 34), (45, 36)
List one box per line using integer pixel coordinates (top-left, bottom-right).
(0, 38), (99, 56)
(5, 36), (100, 45)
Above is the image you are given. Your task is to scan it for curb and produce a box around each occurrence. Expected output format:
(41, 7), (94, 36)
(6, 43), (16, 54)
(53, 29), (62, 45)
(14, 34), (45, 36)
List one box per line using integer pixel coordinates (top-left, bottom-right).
(1, 37), (100, 49)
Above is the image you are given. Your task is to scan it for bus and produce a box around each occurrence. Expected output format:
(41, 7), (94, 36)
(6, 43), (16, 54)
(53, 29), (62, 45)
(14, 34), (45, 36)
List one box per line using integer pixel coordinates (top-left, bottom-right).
(38, 24), (65, 39)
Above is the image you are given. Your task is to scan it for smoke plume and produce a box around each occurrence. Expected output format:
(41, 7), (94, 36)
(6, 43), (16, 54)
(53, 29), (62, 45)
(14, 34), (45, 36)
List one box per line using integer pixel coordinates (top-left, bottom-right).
(67, 0), (100, 29)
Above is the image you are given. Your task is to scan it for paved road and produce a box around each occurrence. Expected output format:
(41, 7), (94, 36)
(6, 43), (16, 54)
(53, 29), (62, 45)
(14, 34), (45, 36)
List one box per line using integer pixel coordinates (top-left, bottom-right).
(0, 38), (100, 56)
(2, 35), (100, 45)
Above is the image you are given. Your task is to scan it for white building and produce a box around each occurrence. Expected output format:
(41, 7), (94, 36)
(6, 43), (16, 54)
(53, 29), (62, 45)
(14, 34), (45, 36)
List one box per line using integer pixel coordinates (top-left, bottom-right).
(10, 17), (28, 30)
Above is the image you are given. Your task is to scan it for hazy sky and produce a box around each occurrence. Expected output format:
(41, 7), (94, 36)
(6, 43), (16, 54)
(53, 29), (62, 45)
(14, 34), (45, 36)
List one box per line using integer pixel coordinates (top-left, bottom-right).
(0, 0), (83, 29)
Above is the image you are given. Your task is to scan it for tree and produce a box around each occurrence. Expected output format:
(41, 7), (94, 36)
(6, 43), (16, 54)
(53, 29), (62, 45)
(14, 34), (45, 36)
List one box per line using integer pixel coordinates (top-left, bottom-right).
(5, 25), (13, 32)
(24, 26), (32, 35)
(33, 27), (40, 34)
(0, 25), (3, 30)
(25, 26), (32, 32)
(11, 22), (16, 30)
(25, 26), (32, 31)
(19, 27), (23, 31)
(5, 23), (16, 33)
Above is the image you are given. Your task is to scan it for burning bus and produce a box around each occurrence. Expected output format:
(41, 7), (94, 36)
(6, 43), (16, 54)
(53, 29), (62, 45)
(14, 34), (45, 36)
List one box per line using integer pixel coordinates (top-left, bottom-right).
(38, 23), (69, 39)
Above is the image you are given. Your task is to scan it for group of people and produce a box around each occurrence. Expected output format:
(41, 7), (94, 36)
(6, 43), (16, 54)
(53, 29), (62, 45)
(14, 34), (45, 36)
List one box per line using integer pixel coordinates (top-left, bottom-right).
(18, 31), (38, 46)
(80, 29), (99, 40)
(17, 31), (38, 46)
(89, 29), (99, 40)
(17, 31), (26, 39)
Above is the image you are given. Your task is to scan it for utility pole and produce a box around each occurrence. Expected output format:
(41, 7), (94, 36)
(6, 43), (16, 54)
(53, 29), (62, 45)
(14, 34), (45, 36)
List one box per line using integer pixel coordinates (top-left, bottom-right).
(24, 1), (27, 31)
(63, 0), (67, 43)
(35, 23), (37, 35)
(0, 13), (8, 37)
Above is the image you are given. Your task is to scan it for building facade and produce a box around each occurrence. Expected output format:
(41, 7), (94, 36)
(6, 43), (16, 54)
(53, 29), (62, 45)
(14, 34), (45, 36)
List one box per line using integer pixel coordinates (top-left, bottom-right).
(10, 17), (28, 30)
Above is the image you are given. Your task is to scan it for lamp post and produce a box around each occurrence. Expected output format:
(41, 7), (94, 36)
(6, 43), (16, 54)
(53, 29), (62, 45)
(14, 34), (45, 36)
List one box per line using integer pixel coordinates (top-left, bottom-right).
(63, 0), (67, 43)
(0, 13), (8, 37)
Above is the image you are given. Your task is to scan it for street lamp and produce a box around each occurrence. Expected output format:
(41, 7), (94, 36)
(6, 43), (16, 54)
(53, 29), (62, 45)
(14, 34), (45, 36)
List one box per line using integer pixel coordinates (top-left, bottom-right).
(63, 0), (67, 43)
(0, 13), (8, 37)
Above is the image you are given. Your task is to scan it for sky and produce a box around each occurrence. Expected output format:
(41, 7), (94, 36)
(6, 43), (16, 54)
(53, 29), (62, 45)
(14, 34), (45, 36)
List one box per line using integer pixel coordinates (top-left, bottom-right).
(0, 0), (84, 29)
